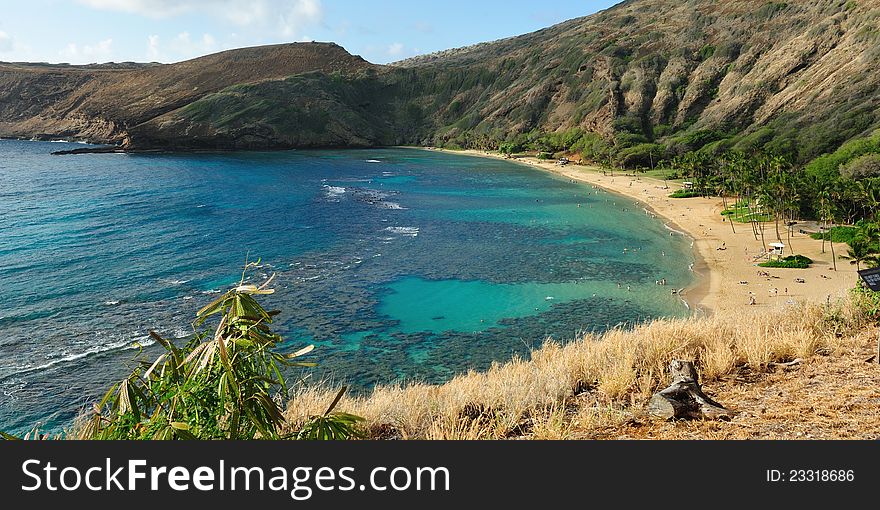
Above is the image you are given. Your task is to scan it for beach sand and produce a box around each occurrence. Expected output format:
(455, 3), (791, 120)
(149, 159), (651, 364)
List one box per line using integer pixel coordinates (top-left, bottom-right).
(429, 148), (858, 315)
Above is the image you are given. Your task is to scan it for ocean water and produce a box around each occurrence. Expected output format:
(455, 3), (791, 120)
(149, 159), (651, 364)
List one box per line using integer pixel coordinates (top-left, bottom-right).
(0, 141), (694, 434)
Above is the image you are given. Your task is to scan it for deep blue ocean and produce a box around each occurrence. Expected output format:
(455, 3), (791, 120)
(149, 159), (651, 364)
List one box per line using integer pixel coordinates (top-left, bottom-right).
(0, 140), (694, 434)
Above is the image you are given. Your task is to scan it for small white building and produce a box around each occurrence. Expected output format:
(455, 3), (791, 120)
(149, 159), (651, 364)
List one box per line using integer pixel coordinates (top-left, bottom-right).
(769, 242), (785, 259)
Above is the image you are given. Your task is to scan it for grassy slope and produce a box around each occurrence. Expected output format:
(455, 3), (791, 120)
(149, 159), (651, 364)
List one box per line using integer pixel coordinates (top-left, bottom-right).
(284, 298), (878, 439)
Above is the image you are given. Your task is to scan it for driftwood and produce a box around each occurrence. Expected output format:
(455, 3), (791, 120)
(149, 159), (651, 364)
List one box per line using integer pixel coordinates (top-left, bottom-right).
(647, 360), (735, 421)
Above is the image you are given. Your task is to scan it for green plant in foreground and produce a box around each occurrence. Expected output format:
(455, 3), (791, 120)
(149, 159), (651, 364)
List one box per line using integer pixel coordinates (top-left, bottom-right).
(1, 261), (362, 441)
(852, 283), (880, 321)
(297, 387), (365, 440)
(83, 270), (313, 439)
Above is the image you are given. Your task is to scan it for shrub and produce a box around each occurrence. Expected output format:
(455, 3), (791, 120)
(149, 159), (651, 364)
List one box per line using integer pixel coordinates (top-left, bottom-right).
(499, 141), (522, 155)
(841, 153), (880, 180)
(571, 132), (610, 162)
(617, 143), (668, 169)
(811, 226), (860, 244)
(668, 129), (728, 153)
(851, 283), (880, 321)
(670, 189), (703, 198)
(698, 44), (716, 61)
(759, 255), (814, 269)
(804, 129), (880, 180)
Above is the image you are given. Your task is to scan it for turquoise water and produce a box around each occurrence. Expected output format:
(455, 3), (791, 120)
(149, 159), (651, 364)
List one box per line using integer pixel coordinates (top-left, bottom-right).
(0, 141), (694, 434)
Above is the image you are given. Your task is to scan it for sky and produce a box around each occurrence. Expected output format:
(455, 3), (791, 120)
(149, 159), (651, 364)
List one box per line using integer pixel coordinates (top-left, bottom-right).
(0, 0), (621, 65)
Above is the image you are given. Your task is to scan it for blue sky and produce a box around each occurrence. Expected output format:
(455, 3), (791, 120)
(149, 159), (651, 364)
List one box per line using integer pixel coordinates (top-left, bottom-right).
(0, 0), (621, 65)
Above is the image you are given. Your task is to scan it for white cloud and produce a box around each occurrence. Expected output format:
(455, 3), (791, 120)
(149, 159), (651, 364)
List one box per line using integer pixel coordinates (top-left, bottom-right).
(277, 0), (322, 37)
(387, 42), (405, 57)
(77, 0), (324, 38)
(386, 42), (421, 60)
(413, 21), (433, 34)
(146, 32), (221, 61)
(59, 38), (114, 63)
(0, 31), (13, 53)
(147, 34), (160, 60)
(172, 32), (218, 54)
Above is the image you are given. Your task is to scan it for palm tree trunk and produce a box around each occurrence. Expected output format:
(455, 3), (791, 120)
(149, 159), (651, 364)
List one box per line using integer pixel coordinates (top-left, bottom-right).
(759, 220), (767, 254)
(786, 215), (792, 253)
(787, 207), (795, 253)
(722, 196), (736, 234)
(775, 213), (783, 244)
(830, 236), (837, 271)
(747, 196), (759, 241)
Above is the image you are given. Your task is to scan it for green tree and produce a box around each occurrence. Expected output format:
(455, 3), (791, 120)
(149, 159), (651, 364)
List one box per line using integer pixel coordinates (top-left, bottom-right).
(847, 233), (880, 271)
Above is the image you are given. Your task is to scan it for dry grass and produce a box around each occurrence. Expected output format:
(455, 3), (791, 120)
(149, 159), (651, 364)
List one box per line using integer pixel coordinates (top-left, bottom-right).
(285, 298), (877, 440)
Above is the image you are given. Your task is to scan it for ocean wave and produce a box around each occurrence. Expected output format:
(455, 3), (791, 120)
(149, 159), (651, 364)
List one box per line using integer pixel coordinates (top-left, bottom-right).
(0, 335), (152, 382)
(323, 185), (347, 195)
(161, 279), (190, 286)
(171, 327), (190, 339)
(384, 226), (420, 237)
(378, 201), (407, 210)
(0, 323), (193, 383)
(323, 185), (347, 201)
(0, 377), (27, 401)
(366, 160), (382, 163)
(663, 223), (689, 237)
(103, 301), (120, 306)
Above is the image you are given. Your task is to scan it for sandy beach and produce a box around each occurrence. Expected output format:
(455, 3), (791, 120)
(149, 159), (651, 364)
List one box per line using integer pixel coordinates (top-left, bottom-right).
(429, 148), (859, 315)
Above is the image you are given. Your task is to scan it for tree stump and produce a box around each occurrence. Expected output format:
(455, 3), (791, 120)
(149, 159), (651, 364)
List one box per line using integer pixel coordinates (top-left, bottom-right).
(647, 360), (735, 421)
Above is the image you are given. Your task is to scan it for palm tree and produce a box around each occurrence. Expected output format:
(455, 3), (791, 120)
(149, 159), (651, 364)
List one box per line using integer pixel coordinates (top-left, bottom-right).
(847, 234), (880, 271)
(826, 189), (843, 271)
(860, 178), (880, 222)
(718, 152), (736, 234)
(816, 189), (832, 255)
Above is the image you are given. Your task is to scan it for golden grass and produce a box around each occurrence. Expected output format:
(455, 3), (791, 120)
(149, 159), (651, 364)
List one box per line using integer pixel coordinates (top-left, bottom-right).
(285, 299), (873, 440)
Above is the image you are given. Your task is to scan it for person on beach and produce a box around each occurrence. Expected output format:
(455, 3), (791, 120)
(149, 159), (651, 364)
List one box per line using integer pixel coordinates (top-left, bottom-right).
(749, 293), (757, 306)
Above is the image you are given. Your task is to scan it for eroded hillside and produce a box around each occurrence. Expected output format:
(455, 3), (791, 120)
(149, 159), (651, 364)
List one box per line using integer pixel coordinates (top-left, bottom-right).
(2, 0), (879, 161)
